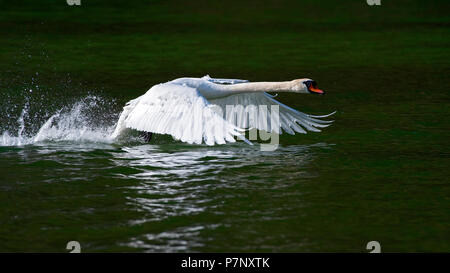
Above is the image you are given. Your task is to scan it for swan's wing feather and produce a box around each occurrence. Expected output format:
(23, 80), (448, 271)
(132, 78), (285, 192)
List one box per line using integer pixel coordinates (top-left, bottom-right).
(209, 92), (334, 135)
(121, 83), (247, 145)
(202, 75), (249, 85)
(111, 94), (143, 138)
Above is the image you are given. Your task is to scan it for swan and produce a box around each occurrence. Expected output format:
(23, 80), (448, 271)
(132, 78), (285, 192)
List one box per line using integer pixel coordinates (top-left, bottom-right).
(112, 75), (335, 145)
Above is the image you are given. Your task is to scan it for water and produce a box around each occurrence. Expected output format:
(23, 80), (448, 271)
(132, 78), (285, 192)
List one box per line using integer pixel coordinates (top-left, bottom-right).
(1, 96), (115, 146)
(1, 0), (449, 254)
(0, 83), (448, 252)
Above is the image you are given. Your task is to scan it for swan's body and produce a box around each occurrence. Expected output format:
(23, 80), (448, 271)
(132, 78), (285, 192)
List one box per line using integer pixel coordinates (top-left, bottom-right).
(112, 75), (335, 145)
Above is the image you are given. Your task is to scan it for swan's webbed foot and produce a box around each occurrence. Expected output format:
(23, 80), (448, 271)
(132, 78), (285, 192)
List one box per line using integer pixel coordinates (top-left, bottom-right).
(140, 131), (153, 142)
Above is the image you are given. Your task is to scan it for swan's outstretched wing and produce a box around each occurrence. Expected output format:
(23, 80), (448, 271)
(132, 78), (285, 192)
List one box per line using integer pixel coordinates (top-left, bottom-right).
(209, 92), (335, 135)
(117, 83), (249, 145)
(202, 75), (249, 85)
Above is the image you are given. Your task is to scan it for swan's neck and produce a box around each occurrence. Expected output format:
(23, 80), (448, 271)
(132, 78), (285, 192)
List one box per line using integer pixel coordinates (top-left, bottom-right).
(218, 81), (294, 94)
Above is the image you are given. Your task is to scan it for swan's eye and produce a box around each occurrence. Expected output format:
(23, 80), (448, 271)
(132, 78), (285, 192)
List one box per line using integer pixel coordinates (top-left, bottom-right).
(304, 81), (317, 88)
(304, 80), (313, 88)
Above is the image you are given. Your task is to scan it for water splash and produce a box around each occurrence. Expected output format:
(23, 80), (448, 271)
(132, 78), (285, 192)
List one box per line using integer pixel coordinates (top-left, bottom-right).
(0, 95), (118, 146)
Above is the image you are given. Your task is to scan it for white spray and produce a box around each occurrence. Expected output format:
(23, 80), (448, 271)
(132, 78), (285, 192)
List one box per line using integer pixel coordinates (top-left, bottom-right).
(0, 96), (118, 147)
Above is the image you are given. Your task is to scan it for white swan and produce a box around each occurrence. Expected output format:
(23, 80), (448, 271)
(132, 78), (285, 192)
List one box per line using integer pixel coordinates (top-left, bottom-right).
(112, 75), (335, 145)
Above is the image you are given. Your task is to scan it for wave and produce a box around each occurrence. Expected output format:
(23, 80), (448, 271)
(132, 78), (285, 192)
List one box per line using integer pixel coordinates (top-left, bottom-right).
(0, 95), (118, 146)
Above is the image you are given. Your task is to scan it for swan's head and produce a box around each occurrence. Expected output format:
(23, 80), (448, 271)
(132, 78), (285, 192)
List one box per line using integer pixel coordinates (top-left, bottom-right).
(291, 79), (325, 94)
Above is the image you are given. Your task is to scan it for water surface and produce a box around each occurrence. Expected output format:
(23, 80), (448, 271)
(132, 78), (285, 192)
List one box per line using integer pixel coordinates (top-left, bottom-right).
(0, 0), (449, 252)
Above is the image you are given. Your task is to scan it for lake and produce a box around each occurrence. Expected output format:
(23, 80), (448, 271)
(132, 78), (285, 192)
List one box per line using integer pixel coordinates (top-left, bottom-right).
(0, 0), (448, 252)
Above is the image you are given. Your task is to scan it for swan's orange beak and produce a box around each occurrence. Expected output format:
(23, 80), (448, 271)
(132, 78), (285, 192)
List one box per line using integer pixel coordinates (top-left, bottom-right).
(306, 81), (325, 95)
(309, 86), (324, 94)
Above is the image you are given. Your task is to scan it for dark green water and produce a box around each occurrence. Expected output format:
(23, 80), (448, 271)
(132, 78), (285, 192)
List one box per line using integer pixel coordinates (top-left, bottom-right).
(0, 0), (449, 252)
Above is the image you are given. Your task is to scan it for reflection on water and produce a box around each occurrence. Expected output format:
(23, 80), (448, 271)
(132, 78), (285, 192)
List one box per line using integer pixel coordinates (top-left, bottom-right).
(125, 225), (207, 252)
(112, 143), (326, 251)
(115, 144), (315, 180)
(0, 139), (330, 252)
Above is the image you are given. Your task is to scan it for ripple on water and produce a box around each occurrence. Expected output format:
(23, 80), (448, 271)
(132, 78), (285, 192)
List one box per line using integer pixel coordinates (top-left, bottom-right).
(0, 129), (332, 252)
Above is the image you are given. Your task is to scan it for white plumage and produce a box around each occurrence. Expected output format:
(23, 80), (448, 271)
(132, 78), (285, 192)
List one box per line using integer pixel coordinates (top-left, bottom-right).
(112, 75), (335, 145)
